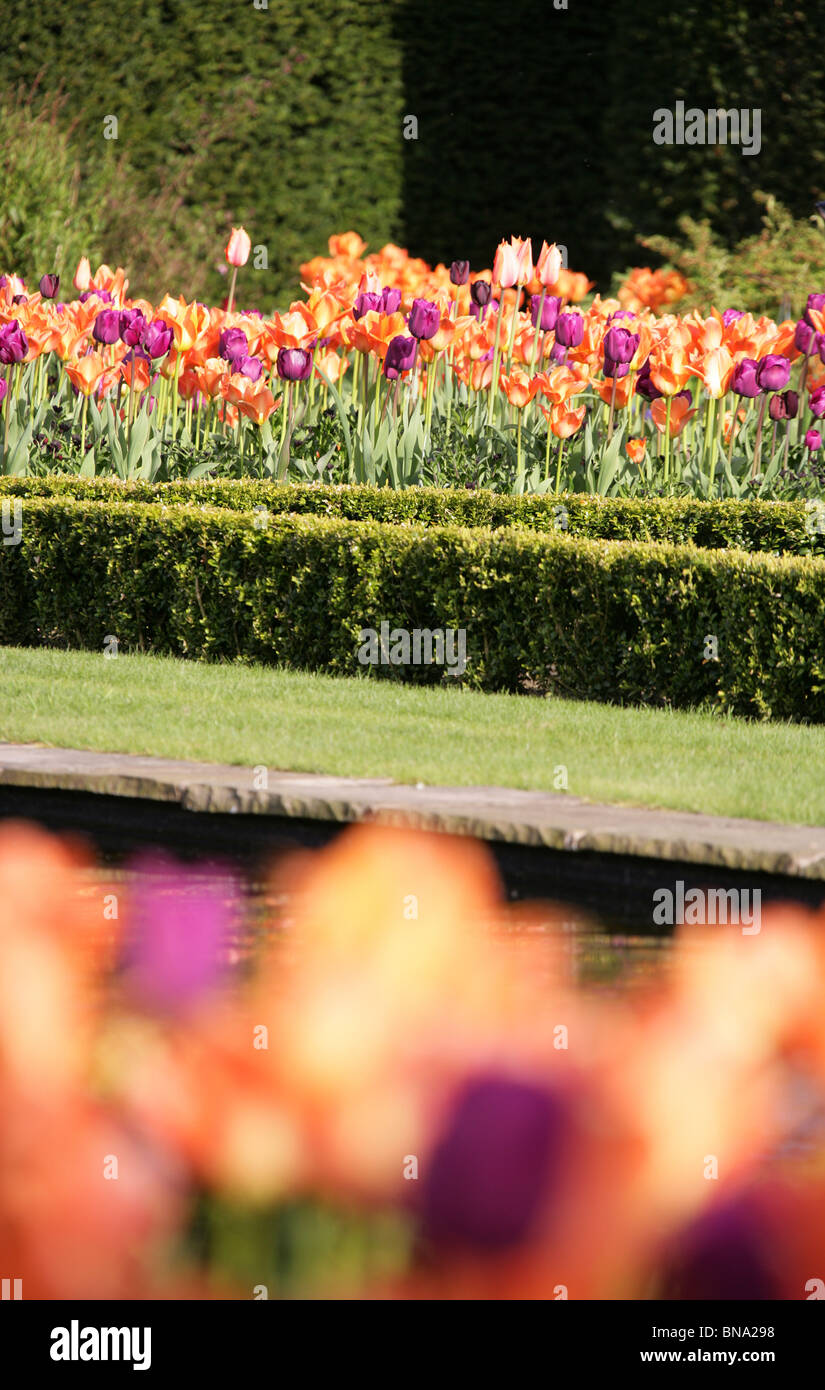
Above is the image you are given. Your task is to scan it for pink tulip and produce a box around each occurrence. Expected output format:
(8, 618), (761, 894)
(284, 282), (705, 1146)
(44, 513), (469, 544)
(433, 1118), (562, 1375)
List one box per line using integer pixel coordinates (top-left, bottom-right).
(536, 240), (563, 287)
(73, 257), (92, 291)
(225, 226), (252, 268)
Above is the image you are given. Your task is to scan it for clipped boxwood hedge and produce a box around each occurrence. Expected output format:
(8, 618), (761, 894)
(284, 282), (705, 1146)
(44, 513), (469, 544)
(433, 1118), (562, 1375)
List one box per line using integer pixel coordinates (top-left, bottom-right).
(2, 496), (825, 721)
(2, 476), (825, 556)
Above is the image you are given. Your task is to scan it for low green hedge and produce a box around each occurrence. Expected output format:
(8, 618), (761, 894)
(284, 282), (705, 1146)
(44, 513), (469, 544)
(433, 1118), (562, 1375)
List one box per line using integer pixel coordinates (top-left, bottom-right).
(2, 497), (825, 721)
(2, 476), (824, 556)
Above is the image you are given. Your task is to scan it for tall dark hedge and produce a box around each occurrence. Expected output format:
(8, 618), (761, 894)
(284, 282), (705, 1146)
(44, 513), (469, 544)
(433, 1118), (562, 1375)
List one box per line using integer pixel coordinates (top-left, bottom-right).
(2, 0), (824, 298)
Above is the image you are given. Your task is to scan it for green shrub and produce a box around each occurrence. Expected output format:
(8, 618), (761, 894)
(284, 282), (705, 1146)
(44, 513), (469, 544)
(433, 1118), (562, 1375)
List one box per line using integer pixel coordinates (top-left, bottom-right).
(2, 477), (825, 556)
(3, 497), (825, 721)
(636, 195), (825, 319)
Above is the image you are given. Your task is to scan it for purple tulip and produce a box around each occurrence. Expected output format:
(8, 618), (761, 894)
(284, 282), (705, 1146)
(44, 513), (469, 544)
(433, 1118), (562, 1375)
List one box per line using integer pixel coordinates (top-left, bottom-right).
(755, 354), (791, 393)
(603, 326), (640, 365)
(383, 333), (417, 379)
(530, 295), (561, 332)
(380, 286), (402, 315)
(0, 322), (28, 364)
(635, 357), (663, 401)
(721, 308), (745, 326)
(417, 1073), (569, 1251)
(806, 428), (822, 451)
(608, 310), (637, 323)
(234, 354), (263, 381)
(548, 340), (568, 364)
(555, 311), (584, 348)
(768, 389), (799, 421)
(141, 319), (174, 359)
(450, 260), (470, 286)
(0, 376), (7, 404)
(218, 326), (248, 363)
(794, 319), (817, 355)
(470, 280), (492, 308)
(803, 293), (825, 329)
(603, 356), (630, 379)
(731, 358), (761, 398)
(408, 297), (440, 340)
(39, 274), (59, 299)
(277, 347), (312, 381)
(11, 295), (27, 306)
(79, 288), (112, 304)
(809, 385), (825, 418)
(92, 309), (121, 345)
(656, 1197), (779, 1301)
(122, 852), (237, 1014)
(352, 291), (382, 320)
(119, 309), (147, 347)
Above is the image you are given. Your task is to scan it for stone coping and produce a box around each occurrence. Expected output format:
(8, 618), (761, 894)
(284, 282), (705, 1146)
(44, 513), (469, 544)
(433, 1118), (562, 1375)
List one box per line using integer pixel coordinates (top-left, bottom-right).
(0, 742), (824, 879)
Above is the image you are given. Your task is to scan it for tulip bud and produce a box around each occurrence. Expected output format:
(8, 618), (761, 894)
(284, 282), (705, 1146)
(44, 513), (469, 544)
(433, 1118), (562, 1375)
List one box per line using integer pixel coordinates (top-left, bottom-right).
(218, 327), (249, 363)
(809, 385), (825, 418)
(39, 274), (59, 299)
(731, 358), (761, 398)
(450, 260), (470, 286)
(555, 312), (584, 348)
(141, 319), (174, 359)
(769, 390), (798, 421)
(603, 326), (640, 365)
(277, 347), (312, 381)
(804, 292), (825, 329)
(92, 309), (122, 345)
(0, 322), (29, 364)
(755, 354), (791, 393)
(530, 295), (561, 332)
(806, 428), (823, 451)
(470, 280), (492, 307)
(353, 291), (382, 320)
(408, 298), (440, 340)
(383, 334), (417, 379)
(635, 358), (663, 401)
(380, 286), (402, 314)
(225, 226), (252, 268)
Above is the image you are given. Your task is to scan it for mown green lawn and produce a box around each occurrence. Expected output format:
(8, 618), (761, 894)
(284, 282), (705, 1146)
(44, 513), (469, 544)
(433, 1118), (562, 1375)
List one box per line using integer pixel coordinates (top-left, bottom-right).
(0, 645), (822, 824)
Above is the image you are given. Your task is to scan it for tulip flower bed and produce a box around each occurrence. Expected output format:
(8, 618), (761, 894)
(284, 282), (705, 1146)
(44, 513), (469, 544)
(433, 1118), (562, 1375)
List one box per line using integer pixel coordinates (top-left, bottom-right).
(3, 817), (825, 1300)
(3, 230), (825, 500)
(3, 497), (825, 722)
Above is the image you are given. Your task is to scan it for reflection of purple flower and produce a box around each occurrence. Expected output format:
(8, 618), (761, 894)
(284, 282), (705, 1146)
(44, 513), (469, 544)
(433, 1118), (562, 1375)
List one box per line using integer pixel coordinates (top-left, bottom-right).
(123, 853), (237, 1013)
(417, 1073), (569, 1251)
(657, 1196), (778, 1300)
(383, 334), (417, 379)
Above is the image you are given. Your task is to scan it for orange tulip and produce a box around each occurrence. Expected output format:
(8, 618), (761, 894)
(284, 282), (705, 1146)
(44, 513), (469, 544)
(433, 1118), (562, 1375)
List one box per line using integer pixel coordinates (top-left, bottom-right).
(328, 232), (367, 260)
(225, 227), (251, 268)
(547, 401), (586, 438)
(626, 437), (647, 463)
(695, 345), (735, 398)
(222, 376), (278, 425)
(535, 241), (563, 288)
(499, 367), (537, 408)
(595, 373), (637, 408)
(119, 358), (150, 393)
(534, 365), (588, 407)
(65, 353), (107, 396)
(648, 348), (693, 395)
(493, 236), (533, 289)
(650, 396), (696, 437)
